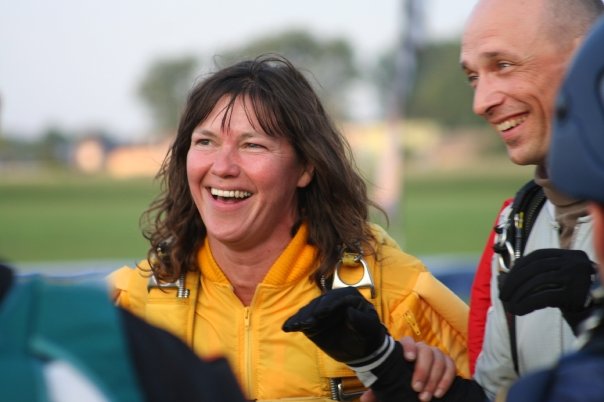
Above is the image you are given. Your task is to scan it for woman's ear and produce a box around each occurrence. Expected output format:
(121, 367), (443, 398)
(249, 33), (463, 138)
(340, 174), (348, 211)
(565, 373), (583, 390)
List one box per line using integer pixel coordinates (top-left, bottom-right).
(297, 164), (314, 188)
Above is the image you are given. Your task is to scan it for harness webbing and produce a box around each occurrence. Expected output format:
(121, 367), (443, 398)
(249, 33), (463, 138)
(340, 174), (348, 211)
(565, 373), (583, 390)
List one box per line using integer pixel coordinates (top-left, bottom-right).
(494, 179), (546, 375)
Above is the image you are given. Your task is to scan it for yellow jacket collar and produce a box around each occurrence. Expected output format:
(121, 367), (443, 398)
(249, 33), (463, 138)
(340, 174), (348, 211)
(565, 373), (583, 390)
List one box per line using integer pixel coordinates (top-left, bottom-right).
(197, 223), (318, 286)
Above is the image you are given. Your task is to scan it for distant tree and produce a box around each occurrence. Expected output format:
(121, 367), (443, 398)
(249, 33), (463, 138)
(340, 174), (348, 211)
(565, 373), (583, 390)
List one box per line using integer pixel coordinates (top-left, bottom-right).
(373, 40), (485, 129)
(138, 56), (199, 133)
(215, 29), (357, 119)
(38, 127), (71, 167)
(0, 135), (44, 163)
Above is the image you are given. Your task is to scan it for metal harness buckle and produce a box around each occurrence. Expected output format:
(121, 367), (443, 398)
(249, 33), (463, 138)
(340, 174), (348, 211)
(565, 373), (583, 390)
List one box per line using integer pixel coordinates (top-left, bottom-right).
(330, 377), (366, 401)
(331, 251), (375, 298)
(147, 272), (190, 298)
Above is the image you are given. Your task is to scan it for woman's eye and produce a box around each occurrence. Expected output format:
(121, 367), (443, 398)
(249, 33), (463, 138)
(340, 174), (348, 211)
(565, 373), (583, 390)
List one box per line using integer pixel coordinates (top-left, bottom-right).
(245, 142), (264, 149)
(195, 138), (211, 146)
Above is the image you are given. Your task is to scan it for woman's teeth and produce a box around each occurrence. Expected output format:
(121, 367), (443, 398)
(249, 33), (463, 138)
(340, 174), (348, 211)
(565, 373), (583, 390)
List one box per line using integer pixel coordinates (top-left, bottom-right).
(211, 188), (251, 199)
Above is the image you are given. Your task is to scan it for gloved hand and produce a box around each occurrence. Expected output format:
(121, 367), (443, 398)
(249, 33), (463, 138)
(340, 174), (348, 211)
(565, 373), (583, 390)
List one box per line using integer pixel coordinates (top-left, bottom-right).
(283, 287), (415, 401)
(499, 249), (595, 317)
(283, 287), (487, 402)
(282, 286), (387, 362)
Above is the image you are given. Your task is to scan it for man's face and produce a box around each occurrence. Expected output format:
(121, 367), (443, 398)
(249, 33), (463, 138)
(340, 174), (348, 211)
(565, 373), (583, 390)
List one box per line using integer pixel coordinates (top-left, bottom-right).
(460, 0), (576, 166)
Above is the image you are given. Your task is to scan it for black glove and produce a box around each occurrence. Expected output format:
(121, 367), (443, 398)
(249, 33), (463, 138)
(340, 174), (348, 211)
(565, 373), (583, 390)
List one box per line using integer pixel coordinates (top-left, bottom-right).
(283, 286), (387, 362)
(283, 287), (488, 402)
(283, 287), (415, 401)
(499, 249), (595, 326)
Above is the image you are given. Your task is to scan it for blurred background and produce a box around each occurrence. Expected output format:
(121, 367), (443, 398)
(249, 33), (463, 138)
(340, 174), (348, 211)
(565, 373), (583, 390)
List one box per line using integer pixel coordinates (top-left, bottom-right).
(0, 0), (531, 294)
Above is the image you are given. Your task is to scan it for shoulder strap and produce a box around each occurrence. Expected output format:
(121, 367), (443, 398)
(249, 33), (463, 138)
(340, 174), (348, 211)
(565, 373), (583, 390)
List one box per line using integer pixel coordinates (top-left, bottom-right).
(510, 180), (547, 257)
(323, 253), (381, 400)
(145, 270), (201, 345)
(494, 179), (546, 375)
(493, 180), (546, 270)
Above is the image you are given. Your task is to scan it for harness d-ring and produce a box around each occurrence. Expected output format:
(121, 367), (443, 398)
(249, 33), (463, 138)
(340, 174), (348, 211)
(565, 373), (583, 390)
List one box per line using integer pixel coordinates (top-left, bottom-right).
(497, 241), (516, 274)
(331, 252), (375, 298)
(494, 221), (516, 273)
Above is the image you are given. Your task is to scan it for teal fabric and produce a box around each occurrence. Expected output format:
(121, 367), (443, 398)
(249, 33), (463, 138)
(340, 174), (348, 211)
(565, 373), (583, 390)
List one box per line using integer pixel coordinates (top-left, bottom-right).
(0, 275), (144, 402)
(0, 279), (49, 402)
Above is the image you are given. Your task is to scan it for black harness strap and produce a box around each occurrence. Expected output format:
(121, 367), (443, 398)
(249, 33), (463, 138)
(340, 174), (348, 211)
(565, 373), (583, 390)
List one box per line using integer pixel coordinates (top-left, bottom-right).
(494, 179), (546, 375)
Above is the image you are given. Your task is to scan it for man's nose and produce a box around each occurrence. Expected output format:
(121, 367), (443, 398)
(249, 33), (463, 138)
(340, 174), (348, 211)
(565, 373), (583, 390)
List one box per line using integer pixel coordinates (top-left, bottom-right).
(473, 77), (504, 117)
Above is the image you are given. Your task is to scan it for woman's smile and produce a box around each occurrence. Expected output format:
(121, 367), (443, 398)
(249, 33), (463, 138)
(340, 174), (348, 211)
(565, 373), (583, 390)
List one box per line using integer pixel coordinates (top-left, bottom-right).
(209, 187), (252, 201)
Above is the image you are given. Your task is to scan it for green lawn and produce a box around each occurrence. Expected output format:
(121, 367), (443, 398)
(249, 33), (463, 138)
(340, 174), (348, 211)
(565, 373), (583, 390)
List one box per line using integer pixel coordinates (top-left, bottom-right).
(0, 166), (532, 268)
(0, 172), (158, 265)
(391, 172), (528, 256)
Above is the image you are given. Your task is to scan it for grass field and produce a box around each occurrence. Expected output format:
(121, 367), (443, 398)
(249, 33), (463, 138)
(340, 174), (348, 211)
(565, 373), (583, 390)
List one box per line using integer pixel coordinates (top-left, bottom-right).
(390, 170), (528, 255)
(0, 162), (532, 269)
(0, 172), (158, 266)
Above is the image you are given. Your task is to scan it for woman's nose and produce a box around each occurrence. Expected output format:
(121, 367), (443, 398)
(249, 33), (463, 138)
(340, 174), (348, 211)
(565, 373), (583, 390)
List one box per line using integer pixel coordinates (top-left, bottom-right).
(210, 146), (240, 177)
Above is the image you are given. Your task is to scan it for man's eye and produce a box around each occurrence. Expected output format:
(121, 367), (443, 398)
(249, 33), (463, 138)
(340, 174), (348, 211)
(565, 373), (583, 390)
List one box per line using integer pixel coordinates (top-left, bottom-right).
(497, 61), (512, 69)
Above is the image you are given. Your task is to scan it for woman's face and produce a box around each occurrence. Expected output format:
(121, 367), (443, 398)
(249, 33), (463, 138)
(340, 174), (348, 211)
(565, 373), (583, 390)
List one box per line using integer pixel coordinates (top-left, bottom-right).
(187, 96), (313, 250)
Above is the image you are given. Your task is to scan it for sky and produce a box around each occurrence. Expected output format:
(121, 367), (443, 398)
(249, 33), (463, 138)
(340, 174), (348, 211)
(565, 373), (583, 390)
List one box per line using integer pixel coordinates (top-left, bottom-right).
(0, 0), (478, 142)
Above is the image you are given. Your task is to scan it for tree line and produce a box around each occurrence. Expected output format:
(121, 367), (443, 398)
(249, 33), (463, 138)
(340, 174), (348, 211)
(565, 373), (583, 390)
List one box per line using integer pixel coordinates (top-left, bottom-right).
(139, 29), (486, 135)
(0, 28), (488, 168)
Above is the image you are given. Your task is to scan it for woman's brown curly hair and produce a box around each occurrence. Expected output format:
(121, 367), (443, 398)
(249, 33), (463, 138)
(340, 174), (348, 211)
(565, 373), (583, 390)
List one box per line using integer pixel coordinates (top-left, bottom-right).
(141, 54), (385, 287)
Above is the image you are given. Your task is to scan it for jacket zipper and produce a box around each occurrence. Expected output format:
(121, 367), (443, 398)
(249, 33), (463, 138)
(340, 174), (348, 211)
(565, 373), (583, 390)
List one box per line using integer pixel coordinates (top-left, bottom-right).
(244, 307), (253, 397)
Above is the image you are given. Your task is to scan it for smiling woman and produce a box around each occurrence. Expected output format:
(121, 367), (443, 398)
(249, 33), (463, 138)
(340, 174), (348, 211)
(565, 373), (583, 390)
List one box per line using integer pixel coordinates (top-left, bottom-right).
(109, 54), (471, 401)
(186, 96), (313, 277)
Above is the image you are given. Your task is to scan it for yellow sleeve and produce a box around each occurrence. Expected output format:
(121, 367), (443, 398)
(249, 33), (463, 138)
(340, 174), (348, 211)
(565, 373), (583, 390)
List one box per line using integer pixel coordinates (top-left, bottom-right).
(385, 272), (470, 379)
(373, 235), (470, 379)
(414, 271), (470, 377)
(381, 257), (470, 378)
(107, 264), (152, 320)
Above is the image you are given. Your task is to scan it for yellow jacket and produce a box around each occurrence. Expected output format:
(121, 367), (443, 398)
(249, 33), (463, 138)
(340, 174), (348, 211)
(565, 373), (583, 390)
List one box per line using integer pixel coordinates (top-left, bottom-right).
(111, 224), (469, 401)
